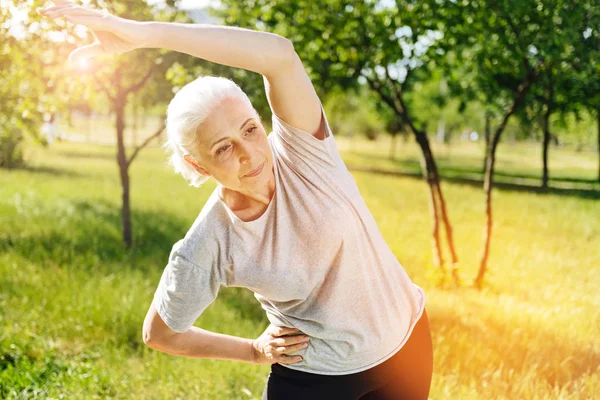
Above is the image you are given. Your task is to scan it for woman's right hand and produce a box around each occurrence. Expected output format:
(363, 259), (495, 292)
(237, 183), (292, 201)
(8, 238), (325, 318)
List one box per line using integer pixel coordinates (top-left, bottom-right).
(251, 325), (310, 365)
(37, 0), (149, 63)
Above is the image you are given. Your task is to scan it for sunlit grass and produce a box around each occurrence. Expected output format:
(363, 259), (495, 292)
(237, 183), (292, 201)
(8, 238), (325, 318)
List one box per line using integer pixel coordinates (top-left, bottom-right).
(1, 134), (598, 399)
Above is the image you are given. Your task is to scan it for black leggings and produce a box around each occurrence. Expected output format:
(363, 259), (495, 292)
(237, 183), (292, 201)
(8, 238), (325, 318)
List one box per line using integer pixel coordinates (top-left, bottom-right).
(261, 308), (433, 400)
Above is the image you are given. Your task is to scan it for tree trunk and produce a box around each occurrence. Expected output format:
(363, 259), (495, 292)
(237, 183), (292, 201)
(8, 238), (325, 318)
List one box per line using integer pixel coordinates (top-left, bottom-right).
(132, 97), (138, 147)
(365, 75), (460, 286)
(115, 94), (132, 248)
(474, 139), (494, 290)
(482, 112), (491, 174)
(67, 107), (74, 128)
(542, 78), (553, 189)
(542, 104), (551, 188)
(390, 133), (397, 160)
(413, 131), (461, 286)
(434, 176), (460, 284)
(413, 132), (445, 277)
(474, 70), (536, 290)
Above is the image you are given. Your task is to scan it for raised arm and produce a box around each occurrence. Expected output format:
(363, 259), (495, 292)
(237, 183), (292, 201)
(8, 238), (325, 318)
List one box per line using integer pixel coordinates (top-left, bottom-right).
(145, 22), (291, 79)
(39, 1), (324, 139)
(146, 23), (324, 138)
(262, 52), (325, 140)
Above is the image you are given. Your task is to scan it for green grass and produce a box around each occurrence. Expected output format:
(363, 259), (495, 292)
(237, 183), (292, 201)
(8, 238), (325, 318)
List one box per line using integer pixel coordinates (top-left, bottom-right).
(1, 134), (598, 399)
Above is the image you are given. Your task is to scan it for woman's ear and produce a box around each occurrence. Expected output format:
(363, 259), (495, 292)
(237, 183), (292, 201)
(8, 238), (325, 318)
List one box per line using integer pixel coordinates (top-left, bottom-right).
(183, 155), (210, 177)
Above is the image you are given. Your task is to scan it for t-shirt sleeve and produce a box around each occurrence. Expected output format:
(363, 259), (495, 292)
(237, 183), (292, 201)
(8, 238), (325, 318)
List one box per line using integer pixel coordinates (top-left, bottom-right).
(269, 101), (345, 175)
(152, 239), (222, 333)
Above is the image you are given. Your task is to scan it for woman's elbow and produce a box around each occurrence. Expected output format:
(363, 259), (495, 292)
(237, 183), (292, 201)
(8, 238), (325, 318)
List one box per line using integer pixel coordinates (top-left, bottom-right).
(142, 303), (177, 348)
(278, 37), (297, 68)
(263, 37), (299, 78)
(142, 327), (155, 347)
(142, 323), (162, 348)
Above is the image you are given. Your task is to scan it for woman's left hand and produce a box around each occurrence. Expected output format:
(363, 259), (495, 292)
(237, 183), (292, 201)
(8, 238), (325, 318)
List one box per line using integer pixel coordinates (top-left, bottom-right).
(37, 0), (149, 62)
(251, 324), (310, 365)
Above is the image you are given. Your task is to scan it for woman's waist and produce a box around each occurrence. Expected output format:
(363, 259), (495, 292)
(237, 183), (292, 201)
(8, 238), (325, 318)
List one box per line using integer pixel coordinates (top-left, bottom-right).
(262, 287), (426, 374)
(264, 309), (419, 367)
(274, 305), (429, 376)
(261, 285), (424, 343)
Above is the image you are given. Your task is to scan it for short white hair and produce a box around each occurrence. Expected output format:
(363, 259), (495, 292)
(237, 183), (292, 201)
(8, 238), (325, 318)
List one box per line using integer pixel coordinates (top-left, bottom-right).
(163, 75), (259, 187)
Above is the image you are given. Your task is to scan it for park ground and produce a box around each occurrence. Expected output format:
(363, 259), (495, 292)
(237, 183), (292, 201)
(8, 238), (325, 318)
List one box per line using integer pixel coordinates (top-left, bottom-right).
(1, 131), (599, 399)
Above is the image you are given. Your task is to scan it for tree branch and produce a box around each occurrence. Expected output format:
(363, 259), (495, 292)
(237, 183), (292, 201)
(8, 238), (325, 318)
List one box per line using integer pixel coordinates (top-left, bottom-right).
(492, 65), (539, 151)
(93, 74), (116, 103)
(365, 75), (400, 114)
(125, 65), (155, 96)
(384, 66), (423, 135)
(127, 117), (165, 166)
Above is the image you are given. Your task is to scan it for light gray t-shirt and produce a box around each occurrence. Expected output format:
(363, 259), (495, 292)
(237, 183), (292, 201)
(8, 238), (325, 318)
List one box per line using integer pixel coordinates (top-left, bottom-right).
(153, 103), (426, 375)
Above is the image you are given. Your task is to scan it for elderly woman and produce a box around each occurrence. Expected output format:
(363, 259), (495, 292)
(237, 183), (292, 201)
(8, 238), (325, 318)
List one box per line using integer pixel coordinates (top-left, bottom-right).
(40, 2), (433, 399)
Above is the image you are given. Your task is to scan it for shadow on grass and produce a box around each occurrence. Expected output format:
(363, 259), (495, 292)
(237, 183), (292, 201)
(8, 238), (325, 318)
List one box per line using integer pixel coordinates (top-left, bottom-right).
(0, 199), (187, 274)
(1, 199), (266, 325)
(346, 157), (600, 201)
(3, 164), (87, 178)
(428, 305), (599, 393)
(56, 150), (116, 161)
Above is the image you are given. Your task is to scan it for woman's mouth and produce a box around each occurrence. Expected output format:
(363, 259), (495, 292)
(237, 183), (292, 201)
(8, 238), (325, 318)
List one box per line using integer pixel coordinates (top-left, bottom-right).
(244, 162), (264, 178)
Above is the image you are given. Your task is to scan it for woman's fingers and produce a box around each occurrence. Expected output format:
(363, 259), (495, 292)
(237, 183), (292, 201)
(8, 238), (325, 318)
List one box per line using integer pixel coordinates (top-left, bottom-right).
(253, 324), (309, 365)
(69, 42), (103, 63)
(61, 14), (107, 31)
(37, 6), (72, 19)
(272, 335), (309, 347)
(271, 326), (302, 337)
(40, 6), (104, 19)
(51, 0), (75, 6)
(39, 4), (74, 13)
(273, 341), (309, 354)
(277, 354), (304, 365)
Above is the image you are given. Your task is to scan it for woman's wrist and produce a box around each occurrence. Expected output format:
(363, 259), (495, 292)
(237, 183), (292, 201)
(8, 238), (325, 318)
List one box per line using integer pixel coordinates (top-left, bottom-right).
(248, 339), (259, 364)
(135, 20), (161, 49)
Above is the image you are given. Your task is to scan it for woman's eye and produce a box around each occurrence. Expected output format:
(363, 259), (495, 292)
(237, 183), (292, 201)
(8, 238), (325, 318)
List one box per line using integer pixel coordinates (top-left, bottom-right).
(216, 145), (231, 156)
(246, 126), (257, 135)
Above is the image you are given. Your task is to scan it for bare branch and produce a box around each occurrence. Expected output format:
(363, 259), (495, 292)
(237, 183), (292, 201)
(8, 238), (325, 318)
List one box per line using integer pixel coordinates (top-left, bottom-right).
(384, 66), (404, 111)
(127, 117), (166, 166)
(125, 65), (155, 96)
(384, 66), (422, 135)
(365, 75), (399, 113)
(93, 74), (116, 103)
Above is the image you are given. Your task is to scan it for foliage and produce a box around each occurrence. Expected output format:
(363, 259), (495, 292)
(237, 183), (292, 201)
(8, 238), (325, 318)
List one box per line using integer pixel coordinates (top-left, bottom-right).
(436, 0), (596, 130)
(323, 85), (386, 139)
(0, 7), (42, 166)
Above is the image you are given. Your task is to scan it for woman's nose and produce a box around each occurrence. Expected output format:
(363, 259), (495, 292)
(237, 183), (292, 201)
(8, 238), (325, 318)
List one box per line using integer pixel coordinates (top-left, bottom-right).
(238, 142), (255, 164)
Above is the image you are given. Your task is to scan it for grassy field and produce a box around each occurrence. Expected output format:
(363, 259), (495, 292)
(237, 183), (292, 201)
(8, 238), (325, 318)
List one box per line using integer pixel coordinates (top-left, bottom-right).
(1, 133), (598, 399)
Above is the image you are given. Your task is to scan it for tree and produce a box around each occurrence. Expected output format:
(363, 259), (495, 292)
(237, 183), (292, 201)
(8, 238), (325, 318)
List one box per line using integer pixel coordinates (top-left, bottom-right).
(438, 0), (592, 288)
(574, 2), (600, 181)
(0, 11), (32, 167)
(216, 0), (462, 286)
(27, 0), (195, 247)
(0, 1), (83, 166)
(517, 1), (594, 188)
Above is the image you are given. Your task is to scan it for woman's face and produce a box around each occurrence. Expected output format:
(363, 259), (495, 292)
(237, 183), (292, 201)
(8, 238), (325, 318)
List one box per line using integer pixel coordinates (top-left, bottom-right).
(186, 96), (274, 194)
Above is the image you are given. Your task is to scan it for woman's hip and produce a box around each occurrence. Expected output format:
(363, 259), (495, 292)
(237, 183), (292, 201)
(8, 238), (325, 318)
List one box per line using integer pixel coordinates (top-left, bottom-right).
(262, 308), (433, 400)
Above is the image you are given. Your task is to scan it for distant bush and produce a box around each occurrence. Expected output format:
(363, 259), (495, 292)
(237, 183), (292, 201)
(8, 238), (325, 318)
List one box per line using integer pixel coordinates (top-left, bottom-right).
(0, 126), (25, 168)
